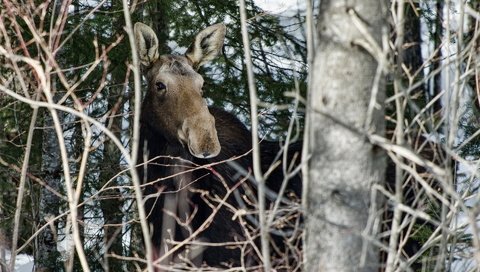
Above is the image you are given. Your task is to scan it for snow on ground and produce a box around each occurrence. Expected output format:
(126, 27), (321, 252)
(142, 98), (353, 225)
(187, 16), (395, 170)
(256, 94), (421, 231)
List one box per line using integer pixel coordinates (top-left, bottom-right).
(4, 251), (34, 272)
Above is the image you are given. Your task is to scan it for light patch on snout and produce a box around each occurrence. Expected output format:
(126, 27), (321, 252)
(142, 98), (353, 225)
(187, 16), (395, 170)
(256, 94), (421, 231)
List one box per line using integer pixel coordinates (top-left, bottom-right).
(178, 115), (221, 159)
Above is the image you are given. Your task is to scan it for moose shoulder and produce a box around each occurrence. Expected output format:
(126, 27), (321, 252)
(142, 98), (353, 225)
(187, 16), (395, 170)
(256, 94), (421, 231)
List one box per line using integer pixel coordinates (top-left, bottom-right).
(135, 22), (302, 269)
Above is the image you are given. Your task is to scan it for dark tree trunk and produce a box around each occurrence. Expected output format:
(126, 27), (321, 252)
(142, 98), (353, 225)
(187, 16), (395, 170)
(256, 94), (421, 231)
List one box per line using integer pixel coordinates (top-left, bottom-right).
(150, 0), (171, 53)
(404, 3), (423, 73)
(98, 95), (125, 271)
(98, 2), (128, 268)
(36, 106), (63, 271)
(432, 0), (444, 114)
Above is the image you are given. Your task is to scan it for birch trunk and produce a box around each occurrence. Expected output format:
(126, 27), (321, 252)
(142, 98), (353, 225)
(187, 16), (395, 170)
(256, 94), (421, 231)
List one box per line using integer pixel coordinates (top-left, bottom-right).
(305, 1), (386, 271)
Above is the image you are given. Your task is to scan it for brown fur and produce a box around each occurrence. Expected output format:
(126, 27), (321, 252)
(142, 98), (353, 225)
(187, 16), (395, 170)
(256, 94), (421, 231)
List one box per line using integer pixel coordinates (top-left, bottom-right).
(141, 55), (220, 158)
(135, 22), (225, 159)
(135, 22), (302, 269)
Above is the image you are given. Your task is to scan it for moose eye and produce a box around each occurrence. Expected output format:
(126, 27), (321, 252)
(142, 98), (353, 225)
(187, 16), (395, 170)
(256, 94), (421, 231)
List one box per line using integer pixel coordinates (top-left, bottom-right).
(156, 82), (166, 91)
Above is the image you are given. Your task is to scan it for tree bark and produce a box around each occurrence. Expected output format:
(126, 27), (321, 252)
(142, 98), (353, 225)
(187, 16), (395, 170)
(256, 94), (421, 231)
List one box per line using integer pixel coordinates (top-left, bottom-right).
(98, 2), (128, 269)
(37, 106), (63, 271)
(36, 3), (65, 269)
(98, 94), (125, 271)
(432, 0), (444, 114)
(150, 0), (170, 53)
(305, 1), (386, 271)
(404, 3), (423, 74)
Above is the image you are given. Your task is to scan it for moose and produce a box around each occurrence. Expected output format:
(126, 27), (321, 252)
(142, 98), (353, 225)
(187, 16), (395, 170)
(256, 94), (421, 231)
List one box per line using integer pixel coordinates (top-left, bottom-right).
(134, 22), (302, 270)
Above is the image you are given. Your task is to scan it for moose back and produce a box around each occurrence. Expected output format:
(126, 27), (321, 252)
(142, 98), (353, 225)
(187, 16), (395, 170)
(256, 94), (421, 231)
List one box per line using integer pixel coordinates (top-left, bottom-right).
(135, 22), (302, 269)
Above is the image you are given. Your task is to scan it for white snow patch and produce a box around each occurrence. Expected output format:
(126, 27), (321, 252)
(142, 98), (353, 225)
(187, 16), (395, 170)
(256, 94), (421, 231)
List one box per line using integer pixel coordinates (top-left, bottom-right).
(254, 0), (298, 14)
(4, 251), (34, 272)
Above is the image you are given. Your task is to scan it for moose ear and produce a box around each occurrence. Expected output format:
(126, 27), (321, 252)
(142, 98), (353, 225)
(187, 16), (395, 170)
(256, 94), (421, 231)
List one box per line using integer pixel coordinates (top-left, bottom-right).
(185, 23), (226, 69)
(134, 22), (159, 66)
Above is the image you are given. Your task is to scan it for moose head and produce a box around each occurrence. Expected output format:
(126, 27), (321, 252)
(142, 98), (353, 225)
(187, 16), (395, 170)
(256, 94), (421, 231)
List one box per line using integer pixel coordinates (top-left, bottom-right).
(134, 22), (226, 159)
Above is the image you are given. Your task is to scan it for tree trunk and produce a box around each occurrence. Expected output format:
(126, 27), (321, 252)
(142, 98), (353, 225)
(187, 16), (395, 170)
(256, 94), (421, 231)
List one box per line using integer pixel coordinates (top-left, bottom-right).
(0, 202), (6, 272)
(404, 3), (423, 74)
(37, 106), (63, 271)
(36, 3), (65, 269)
(305, 1), (386, 271)
(97, 2), (127, 268)
(432, 0), (444, 114)
(98, 95), (125, 271)
(150, 0), (170, 53)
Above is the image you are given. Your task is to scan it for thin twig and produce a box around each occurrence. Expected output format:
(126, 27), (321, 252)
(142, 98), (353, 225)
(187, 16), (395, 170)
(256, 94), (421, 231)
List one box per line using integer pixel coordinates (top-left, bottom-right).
(385, 1), (406, 271)
(9, 93), (40, 271)
(120, 1), (154, 271)
(301, 0), (314, 268)
(238, 1), (271, 271)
